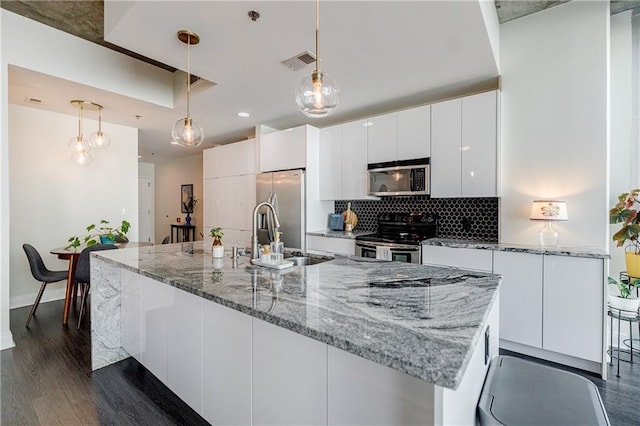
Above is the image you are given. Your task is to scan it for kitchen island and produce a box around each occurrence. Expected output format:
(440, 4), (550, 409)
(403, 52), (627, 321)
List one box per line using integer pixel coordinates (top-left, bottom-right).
(90, 242), (500, 425)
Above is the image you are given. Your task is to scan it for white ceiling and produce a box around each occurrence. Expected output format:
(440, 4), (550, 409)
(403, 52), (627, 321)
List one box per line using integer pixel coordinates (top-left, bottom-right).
(9, 1), (499, 163)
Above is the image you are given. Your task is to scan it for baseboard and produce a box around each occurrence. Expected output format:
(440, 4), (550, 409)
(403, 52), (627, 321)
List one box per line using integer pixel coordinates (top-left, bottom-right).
(10, 287), (67, 309)
(499, 339), (601, 375)
(1, 331), (15, 350)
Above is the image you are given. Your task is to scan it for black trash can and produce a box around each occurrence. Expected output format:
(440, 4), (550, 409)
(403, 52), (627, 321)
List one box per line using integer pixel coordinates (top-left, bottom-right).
(477, 356), (609, 425)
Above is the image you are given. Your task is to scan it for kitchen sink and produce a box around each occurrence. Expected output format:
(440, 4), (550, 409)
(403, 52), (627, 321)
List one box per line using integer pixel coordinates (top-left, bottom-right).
(287, 256), (333, 266)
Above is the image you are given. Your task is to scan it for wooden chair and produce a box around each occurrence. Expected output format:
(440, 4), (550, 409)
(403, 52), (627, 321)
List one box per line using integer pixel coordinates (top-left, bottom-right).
(22, 243), (68, 327)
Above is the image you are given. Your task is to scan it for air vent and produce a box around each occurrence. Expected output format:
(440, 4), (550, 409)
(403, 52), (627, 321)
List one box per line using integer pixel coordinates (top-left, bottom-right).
(24, 96), (42, 104)
(281, 50), (316, 71)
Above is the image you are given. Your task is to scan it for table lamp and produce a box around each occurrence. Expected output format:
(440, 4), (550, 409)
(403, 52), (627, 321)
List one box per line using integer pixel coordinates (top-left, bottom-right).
(530, 200), (568, 247)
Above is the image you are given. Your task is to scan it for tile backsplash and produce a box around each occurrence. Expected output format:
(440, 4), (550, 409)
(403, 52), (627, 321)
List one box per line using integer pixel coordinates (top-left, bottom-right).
(335, 197), (499, 242)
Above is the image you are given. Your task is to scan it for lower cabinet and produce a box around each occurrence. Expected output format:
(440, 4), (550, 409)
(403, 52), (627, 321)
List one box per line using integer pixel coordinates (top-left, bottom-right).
(202, 301), (252, 426)
(493, 251), (543, 348)
(307, 235), (355, 255)
(167, 289), (203, 414)
(422, 245), (492, 272)
(252, 318), (327, 425)
(543, 255), (604, 363)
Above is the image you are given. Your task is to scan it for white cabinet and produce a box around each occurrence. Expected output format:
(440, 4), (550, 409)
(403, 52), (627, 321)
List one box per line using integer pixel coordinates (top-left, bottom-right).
(421, 245), (492, 272)
(461, 91), (497, 196)
(367, 106), (430, 164)
(307, 235), (355, 256)
(252, 318), (327, 425)
(396, 105), (431, 161)
(342, 119), (369, 199)
(319, 120), (369, 200)
(139, 276), (175, 385)
(203, 138), (256, 178)
(260, 126), (308, 172)
(543, 255), (604, 363)
(204, 174), (256, 241)
(493, 251), (543, 347)
(367, 112), (397, 164)
(430, 98), (462, 198)
(319, 124), (343, 200)
(202, 300), (252, 426)
(431, 91), (498, 198)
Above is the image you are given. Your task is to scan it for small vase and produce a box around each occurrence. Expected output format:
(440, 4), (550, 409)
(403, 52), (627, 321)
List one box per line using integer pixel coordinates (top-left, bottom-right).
(100, 235), (116, 245)
(212, 245), (224, 258)
(185, 214), (192, 226)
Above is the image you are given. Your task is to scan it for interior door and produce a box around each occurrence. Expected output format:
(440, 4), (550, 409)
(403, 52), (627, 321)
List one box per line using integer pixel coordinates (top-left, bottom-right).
(138, 177), (153, 243)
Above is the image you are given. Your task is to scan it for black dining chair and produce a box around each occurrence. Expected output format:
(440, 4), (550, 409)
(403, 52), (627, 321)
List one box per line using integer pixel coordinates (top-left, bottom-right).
(22, 243), (69, 327)
(75, 244), (118, 329)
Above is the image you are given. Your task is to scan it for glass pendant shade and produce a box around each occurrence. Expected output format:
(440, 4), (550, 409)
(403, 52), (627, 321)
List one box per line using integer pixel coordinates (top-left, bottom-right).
(172, 117), (204, 147)
(68, 136), (91, 154)
(296, 70), (339, 118)
(89, 131), (111, 149)
(71, 149), (92, 166)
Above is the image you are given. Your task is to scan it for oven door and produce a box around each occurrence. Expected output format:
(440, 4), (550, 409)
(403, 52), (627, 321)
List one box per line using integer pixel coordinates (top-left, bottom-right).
(356, 241), (421, 264)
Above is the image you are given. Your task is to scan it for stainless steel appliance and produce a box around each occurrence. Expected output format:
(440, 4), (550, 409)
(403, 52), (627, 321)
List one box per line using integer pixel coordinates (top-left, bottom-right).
(256, 170), (305, 250)
(368, 158), (430, 196)
(355, 212), (438, 264)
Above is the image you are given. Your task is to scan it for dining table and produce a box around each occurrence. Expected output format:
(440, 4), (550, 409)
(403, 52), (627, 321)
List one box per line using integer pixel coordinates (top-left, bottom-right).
(50, 242), (153, 325)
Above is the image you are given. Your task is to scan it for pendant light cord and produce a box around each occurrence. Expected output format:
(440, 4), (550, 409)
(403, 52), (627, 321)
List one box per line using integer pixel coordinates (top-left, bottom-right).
(315, 0), (320, 73)
(186, 33), (191, 119)
(79, 104), (83, 139)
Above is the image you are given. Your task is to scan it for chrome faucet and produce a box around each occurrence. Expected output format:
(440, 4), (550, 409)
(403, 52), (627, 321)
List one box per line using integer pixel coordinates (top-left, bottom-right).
(251, 201), (281, 260)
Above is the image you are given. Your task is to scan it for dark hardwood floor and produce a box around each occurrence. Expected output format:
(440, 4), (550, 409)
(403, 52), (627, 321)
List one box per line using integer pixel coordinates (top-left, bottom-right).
(1, 299), (208, 425)
(2, 299), (640, 425)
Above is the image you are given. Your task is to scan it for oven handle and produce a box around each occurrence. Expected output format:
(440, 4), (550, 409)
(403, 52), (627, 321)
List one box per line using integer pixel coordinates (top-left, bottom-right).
(355, 241), (421, 251)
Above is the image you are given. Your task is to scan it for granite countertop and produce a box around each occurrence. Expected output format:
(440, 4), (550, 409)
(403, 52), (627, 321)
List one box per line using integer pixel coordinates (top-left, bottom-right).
(307, 229), (373, 239)
(95, 243), (500, 390)
(423, 238), (610, 259)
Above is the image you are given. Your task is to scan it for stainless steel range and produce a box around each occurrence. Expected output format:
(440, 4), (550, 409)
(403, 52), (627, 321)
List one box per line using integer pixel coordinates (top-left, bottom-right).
(355, 212), (438, 264)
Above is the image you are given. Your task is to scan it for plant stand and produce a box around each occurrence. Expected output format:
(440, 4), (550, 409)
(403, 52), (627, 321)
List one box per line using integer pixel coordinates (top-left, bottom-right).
(608, 305), (640, 378)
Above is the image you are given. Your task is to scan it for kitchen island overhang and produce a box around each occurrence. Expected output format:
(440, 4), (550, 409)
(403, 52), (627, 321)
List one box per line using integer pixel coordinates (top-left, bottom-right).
(90, 243), (500, 425)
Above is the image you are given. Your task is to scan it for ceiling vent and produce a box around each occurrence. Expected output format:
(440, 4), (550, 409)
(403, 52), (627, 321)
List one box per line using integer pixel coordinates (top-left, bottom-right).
(281, 50), (316, 71)
(24, 96), (42, 104)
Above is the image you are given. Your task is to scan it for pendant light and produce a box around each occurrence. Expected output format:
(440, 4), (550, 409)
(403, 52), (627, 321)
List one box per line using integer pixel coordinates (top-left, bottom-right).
(89, 104), (111, 149)
(69, 100), (92, 166)
(172, 30), (204, 147)
(295, 0), (339, 118)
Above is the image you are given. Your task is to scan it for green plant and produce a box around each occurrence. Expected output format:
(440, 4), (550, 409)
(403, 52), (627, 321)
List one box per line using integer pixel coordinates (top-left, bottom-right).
(210, 227), (224, 246)
(608, 276), (640, 299)
(66, 219), (131, 249)
(611, 189), (640, 254)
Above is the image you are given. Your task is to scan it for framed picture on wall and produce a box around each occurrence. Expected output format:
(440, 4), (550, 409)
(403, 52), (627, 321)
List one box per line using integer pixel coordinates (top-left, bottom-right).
(181, 184), (193, 213)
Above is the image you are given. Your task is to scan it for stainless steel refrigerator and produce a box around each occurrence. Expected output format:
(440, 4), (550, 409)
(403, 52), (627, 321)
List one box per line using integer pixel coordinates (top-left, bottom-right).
(256, 170), (305, 250)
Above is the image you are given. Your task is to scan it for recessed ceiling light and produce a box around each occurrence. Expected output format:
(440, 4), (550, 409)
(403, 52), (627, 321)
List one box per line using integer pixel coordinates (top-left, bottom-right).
(237, 112), (250, 118)
(170, 140), (180, 145)
(362, 121), (374, 127)
(138, 155), (142, 159)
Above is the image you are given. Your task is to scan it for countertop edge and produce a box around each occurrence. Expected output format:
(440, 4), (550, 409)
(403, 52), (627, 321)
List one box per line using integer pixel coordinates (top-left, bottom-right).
(422, 239), (610, 259)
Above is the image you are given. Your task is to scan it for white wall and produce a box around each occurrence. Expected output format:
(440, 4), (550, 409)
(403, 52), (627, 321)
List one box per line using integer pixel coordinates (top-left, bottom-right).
(1, 10), (172, 348)
(8, 105), (138, 306)
(155, 154), (203, 244)
(500, 0), (610, 249)
(609, 11), (633, 277)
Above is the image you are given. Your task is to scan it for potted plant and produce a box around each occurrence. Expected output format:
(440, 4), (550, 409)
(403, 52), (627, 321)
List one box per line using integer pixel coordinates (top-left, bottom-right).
(66, 219), (131, 249)
(210, 227), (224, 258)
(610, 189), (640, 277)
(608, 276), (640, 314)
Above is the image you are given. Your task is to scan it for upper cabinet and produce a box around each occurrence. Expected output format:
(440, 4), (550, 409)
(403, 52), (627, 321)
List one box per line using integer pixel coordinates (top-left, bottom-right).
(319, 120), (369, 200)
(203, 138), (256, 179)
(259, 126), (308, 172)
(367, 105), (431, 164)
(431, 90), (498, 198)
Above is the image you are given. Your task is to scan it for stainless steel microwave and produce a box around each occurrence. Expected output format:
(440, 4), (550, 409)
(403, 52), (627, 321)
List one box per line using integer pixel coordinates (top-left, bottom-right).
(367, 159), (430, 196)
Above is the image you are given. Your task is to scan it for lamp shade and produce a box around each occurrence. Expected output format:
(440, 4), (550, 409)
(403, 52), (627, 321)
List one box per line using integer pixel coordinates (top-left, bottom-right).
(530, 200), (568, 221)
